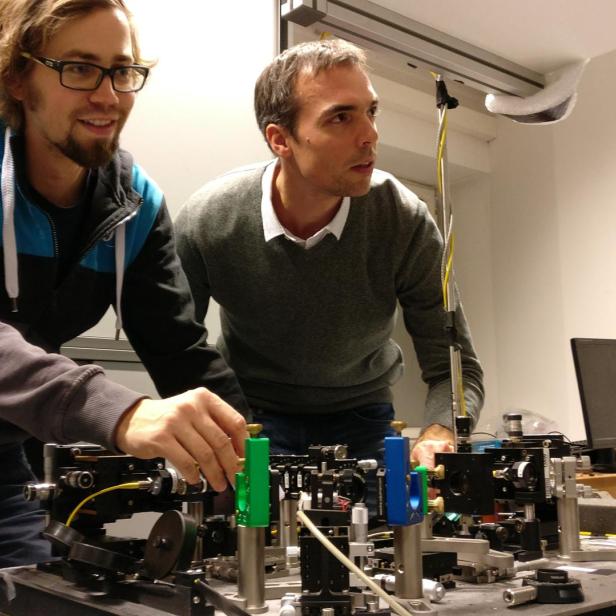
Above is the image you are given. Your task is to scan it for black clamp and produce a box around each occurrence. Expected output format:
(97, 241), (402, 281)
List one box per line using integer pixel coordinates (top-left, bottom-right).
(436, 78), (459, 110)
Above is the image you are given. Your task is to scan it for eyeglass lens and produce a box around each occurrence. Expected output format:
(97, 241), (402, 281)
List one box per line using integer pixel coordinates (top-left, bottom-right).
(61, 63), (146, 92)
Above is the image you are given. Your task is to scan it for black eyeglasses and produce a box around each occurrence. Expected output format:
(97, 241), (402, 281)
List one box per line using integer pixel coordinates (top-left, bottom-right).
(21, 52), (149, 93)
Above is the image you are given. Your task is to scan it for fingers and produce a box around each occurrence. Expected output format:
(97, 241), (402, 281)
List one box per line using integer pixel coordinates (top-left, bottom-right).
(113, 389), (248, 493)
(411, 439), (453, 469)
(198, 389), (248, 457)
(163, 438), (203, 485)
(189, 388), (247, 487)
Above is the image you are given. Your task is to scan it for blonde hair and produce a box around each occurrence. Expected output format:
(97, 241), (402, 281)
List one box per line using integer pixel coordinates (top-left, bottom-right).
(0, 0), (145, 129)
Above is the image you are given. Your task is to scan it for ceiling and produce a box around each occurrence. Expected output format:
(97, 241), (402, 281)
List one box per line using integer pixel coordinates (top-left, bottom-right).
(370, 0), (616, 74)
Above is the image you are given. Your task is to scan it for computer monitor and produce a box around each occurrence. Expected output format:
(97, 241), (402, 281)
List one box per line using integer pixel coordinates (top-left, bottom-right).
(571, 338), (616, 451)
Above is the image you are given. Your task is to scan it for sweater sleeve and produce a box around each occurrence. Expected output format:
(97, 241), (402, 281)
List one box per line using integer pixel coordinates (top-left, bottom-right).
(119, 201), (249, 414)
(393, 186), (484, 429)
(0, 320), (144, 450)
(174, 203), (212, 325)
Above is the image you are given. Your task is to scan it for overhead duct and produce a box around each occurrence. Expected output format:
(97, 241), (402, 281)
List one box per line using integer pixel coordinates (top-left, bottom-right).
(281, 0), (589, 123)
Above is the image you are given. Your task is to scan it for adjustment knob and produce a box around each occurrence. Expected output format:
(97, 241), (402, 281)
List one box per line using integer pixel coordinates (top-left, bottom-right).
(390, 420), (407, 435)
(247, 423), (263, 438)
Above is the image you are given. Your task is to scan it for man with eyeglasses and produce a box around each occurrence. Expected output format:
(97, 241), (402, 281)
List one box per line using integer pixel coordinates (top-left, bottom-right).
(0, 0), (248, 567)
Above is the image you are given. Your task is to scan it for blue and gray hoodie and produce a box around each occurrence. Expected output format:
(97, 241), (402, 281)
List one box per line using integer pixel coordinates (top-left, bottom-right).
(0, 122), (246, 448)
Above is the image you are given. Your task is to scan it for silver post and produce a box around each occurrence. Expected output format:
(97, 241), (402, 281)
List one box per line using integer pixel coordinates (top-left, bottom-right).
(523, 503), (535, 520)
(280, 499), (299, 548)
(187, 502), (204, 562)
(554, 457), (581, 557)
(237, 525), (267, 613)
(393, 524), (423, 599)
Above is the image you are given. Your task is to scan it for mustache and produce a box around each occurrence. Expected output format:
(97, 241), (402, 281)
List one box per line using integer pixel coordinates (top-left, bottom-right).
(71, 106), (126, 120)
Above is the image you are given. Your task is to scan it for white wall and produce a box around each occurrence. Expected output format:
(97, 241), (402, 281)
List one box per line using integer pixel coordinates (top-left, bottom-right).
(123, 0), (275, 213)
(451, 175), (499, 430)
(487, 49), (616, 439)
(84, 0), (276, 341)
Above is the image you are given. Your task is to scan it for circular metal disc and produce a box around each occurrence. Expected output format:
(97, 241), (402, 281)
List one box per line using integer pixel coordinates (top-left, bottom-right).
(68, 541), (138, 573)
(143, 510), (197, 579)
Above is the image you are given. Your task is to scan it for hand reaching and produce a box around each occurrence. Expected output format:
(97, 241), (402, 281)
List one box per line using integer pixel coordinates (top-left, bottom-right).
(114, 387), (248, 491)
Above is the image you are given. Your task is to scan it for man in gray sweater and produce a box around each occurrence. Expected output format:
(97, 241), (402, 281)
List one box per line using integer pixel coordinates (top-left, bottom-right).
(176, 39), (484, 474)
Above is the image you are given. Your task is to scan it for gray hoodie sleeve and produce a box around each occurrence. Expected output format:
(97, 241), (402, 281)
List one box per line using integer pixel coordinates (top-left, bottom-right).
(0, 321), (146, 450)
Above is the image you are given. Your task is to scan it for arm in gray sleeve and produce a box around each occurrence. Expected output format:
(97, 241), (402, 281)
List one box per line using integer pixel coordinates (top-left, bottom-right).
(394, 194), (484, 430)
(174, 204), (213, 325)
(0, 320), (146, 449)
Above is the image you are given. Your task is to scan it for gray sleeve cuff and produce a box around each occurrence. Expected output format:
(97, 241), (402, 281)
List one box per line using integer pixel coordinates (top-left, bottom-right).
(60, 371), (148, 452)
(424, 379), (484, 430)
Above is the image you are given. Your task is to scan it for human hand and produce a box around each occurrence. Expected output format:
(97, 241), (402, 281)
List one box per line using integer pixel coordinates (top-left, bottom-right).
(114, 387), (248, 492)
(410, 423), (454, 469)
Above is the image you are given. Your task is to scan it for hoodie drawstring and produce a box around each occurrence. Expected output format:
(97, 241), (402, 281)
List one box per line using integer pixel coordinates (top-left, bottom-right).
(114, 223), (126, 339)
(1, 127), (19, 312)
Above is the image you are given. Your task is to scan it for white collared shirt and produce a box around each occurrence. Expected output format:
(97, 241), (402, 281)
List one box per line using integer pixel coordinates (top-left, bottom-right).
(261, 160), (350, 250)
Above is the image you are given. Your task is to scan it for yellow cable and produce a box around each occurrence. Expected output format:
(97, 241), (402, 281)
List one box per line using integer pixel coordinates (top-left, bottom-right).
(442, 233), (454, 306)
(433, 76), (467, 418)
(319, 31), (332, 40)
(457, 369), (468, 416)
(66, 482), (141, 527)
(436, 111), (448, 190)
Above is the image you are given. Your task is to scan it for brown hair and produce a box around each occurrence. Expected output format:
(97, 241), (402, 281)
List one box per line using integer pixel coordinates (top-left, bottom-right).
(254, 39), (367, 147)
(0, 0), (146, 129)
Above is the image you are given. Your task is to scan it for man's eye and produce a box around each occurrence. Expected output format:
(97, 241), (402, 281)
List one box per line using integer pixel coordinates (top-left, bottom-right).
(331, 112), (349, 123)
(65, 63), (96, 77)
(369, 106), (380, 118)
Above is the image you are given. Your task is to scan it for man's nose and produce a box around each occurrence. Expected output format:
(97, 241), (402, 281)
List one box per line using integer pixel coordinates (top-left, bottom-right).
(88, 74), (120, 106)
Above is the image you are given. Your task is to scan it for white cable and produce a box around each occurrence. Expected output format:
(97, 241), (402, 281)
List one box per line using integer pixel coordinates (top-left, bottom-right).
(114, 222), (126, 339)
(2, 127), (19, 309)
(296, 509), (413, 616)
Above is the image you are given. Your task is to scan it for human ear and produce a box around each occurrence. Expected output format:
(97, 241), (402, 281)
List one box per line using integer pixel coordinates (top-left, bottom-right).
(265, 123), (292, 158)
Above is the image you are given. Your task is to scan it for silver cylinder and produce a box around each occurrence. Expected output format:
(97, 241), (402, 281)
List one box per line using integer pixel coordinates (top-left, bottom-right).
(557, 496), (581, 556)
(44, 443), (57, 484)
(421, 516), (433, 540)
(524, 503), (536, 520)
(187, 502), (204, 561)
(422, 579), (445, 603)
(393, 524), (423, 599)
(503, 585), (537, 606)
(238, 525), (267, 613)
(374, 574), (444, 603)
(503, 413), (523, 438)
(351, 503), (368, 543)
(280, 499), (299, 548)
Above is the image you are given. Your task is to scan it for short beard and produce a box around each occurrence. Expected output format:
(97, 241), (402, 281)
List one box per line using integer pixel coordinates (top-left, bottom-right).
(24, 82), (121, 169)
(57, 133), (119, 169)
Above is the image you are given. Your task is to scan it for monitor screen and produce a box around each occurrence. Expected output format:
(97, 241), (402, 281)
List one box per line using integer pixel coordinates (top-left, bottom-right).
(571, 338), (616, 450)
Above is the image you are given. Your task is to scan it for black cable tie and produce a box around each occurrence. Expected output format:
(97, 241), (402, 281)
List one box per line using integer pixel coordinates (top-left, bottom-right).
(436, 79), (459, 110)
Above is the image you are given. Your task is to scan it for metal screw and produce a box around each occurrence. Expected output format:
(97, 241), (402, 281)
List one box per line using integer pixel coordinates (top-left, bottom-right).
(390, 420), (407, 434)
(247, 423), (263, 438)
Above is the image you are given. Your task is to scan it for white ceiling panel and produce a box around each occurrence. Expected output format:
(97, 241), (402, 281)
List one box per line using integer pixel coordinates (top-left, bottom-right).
(371, 0), (616, 73)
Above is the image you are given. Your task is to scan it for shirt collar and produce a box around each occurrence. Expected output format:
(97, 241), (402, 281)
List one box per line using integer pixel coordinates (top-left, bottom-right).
(261, 159), (350, 249)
